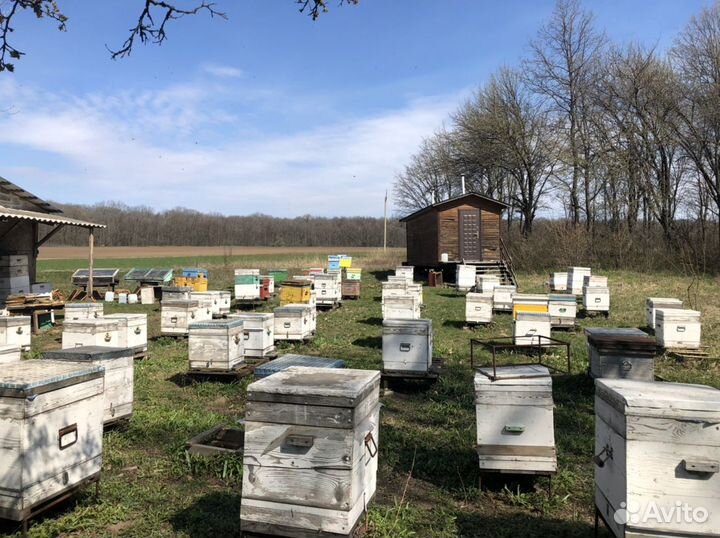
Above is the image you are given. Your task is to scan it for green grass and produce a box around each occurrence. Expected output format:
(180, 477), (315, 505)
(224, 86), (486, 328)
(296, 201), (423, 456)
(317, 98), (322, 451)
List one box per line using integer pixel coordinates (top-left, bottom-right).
(15, 255), (720, 537)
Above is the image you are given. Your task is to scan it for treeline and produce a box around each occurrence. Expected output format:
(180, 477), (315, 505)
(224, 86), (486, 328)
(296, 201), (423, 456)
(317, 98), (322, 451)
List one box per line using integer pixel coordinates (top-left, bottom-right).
(394, 0), (720, 271)
(50, 203), (406, 248)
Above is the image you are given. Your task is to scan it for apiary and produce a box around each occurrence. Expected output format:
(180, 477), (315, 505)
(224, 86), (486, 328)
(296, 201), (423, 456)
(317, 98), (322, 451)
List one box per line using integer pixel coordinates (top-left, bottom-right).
(513, 312), (551, 346)
(0, 345), (21, 364)
(512, 294), (549, 318)
(188, 319), (245, 371)
(395, 266), (414, 283)
(583, 286), (610, 313)
(382, 295), (421, 321)
(161, 286), (192, 302)
(567, 266), (592, 295)
(314, 274), (341, 307)
(160, 300), (204, 336)
(64, 302), (103, 321)
(273, 304), (314, 341)
(656, 308), (702, 350)
(227, 313), (275, 358)
(241, 367), (380, 537)
(382, 319), (432, 374)
(344, 267), (362, 281)
(456, 264), (476, 290)
(62, 318), (121, 349)
(103, 314), (147, 352)
(549, 272), (568, 292)
(646, 297), (683, 330)
(493, 285), (516, 312)
(0, 360), (104, 523)
(585, 328), (656, 381)
(476, 275), (500, 294)
(190, 291), (223, 317)
(341, 279), (361, 299)
(474, 365), (556, 474)
(254, 354), (345, 378)
(584, 275), (608, 287)
(0, 316), (31, 350)
(43, 346), (134, 424)
(594, 379), (720, 538)
(548, 294), (577, 328)
(234, 269), (261, 301)
(279, 280), (312, 306)
(466, 293), (493, 324)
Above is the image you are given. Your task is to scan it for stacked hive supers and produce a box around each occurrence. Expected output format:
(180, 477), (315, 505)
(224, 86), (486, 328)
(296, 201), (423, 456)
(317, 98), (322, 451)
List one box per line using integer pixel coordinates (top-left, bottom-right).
(0, 255), (30, 303)
(382, 319), (433, 374)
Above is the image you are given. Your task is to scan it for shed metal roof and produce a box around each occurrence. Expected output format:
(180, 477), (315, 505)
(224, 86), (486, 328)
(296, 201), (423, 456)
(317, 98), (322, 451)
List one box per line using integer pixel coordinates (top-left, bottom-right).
(399, 192), (509, 222)
(0, 176), (62, 213)
(0, 206), (105, 229)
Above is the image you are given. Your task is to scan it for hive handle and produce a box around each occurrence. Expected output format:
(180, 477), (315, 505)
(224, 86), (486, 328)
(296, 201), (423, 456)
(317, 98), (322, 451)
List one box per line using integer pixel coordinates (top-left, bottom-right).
(58, 423), (78, 450)
(365, 432), (378, 458)
(104, 333), (112, 342)
(15, 327), (22, 334)
(683, 459), (719, 474)
(134, 327), (142, 335)
(593, 444), (613, 468)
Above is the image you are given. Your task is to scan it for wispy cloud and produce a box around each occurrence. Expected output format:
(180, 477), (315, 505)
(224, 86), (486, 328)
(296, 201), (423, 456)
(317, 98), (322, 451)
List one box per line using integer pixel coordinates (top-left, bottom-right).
(202, 64), (244, 79)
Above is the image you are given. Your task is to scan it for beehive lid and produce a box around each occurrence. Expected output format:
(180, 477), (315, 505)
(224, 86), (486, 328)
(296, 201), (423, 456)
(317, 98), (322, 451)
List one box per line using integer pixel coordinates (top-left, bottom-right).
(125, 268), (150, 281)
(552, 272), (568, 277)
(475, 365), (552, 386)
(467, 292), (493, 301)
(162, 286), (193, 293)
(189, 319), (244, 330)
(0, 315), (30, 324)
(596, 379), (720, 415)
(228, 313), (273, 321)
(656, 308), (701, 321)
(513, 294), (549, 302)
(255, 355), (346, 379)
(282, 279), (311, 287)
(584, 285), (609, 292)
(568, 266), (592, 273)
(383, 318), (431, 330)
(43, 346), (131, 361)
(0, 344), (20, 355)
(248, 366), (380, 407)
(549, 294), (576, 303)
(515, 312), (551, 321)
(647, 297), (683, 306)
(65, 302), (102, 309)
(274, 304), (311, 315)
(64, 318), (120, 329)
(162, 300), (200, 307)
(0, 360), (104, 397)
(495, 285), (516, 291)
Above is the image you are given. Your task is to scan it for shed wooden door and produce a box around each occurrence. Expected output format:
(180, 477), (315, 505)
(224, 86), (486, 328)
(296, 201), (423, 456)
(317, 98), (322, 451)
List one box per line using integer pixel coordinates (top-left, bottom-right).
(459, 209), (481, 261)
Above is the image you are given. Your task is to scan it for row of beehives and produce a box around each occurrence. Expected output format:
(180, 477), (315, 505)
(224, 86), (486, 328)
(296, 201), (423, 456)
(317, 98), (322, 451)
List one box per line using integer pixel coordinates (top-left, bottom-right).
(549, 266), (611, 297)
(380, 266), (423, 320)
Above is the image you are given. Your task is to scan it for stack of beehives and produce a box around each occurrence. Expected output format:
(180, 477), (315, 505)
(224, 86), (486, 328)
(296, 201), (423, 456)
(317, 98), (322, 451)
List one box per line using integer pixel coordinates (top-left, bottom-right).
(313, 272), (342, 308)
(0, 254), (30, 303)
(382, 277), (422, 321)
(342, 267), (362, 299)
(174, 268), (208, 292)
(567, 266), (591, 295)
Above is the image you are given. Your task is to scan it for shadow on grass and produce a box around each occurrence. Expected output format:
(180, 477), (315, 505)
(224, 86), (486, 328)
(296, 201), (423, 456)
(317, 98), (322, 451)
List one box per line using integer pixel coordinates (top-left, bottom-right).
(383, 377), (437, 393)
(359, 316), (384, 326)
(454, 512), (604, 538)
(170, 491), (242, 538)
(371, 269), (394, 282)
(443, 319), (469, 329)
(438, 292), (464, 298)
(352, 336), (382, 350)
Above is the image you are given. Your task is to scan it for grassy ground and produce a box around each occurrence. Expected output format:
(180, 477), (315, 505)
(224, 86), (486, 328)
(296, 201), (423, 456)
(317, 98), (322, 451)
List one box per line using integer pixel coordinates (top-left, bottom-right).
(9, 252), (719, 538)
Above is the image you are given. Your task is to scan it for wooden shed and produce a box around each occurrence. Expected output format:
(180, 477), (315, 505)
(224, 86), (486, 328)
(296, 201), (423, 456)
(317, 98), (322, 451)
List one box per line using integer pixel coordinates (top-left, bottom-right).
(399, 192), (516, 285)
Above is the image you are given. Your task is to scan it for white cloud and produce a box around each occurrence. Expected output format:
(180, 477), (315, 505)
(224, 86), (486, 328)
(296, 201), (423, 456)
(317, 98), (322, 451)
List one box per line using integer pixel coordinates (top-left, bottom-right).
(202, 64), (244, 79)
(0, 75), (462, 217)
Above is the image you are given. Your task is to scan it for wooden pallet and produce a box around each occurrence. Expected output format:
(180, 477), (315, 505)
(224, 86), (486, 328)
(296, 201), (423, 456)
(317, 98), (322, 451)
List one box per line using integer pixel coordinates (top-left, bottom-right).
(188, 358), (270, 379)
(666, 347), (713, 361)
(382, 357), (444, 381)
(132, 345), (148, 361)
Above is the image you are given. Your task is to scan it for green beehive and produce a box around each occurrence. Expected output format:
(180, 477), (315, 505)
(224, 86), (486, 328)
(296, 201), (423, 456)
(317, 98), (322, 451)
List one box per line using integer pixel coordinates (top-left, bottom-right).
(268, 270), (288, 284)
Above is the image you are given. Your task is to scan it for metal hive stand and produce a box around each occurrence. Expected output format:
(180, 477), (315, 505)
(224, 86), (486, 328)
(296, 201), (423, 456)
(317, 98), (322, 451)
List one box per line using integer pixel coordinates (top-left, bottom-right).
(470, 335), (572, 380)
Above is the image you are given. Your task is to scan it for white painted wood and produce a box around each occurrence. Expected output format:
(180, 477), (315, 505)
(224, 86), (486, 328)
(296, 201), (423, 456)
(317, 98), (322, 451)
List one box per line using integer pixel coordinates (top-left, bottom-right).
(273, 304), (313, 341)
(104, 314), (147, 350)
(190, 291), (220, 316)
(382, 295), (421, 321)
(493, 285), (516, 312)
(584, 275), (608, 287)
(218, 291), (232, 314)
(656, 309), (702, 349)
(62, 319), (121, 349)
(583, 286), (610, 312)
(645, 297), (683, 330)
(227, 313), (275, 357)
(549, 272), (567, 292)
(161, 300), (203, 336)
(188, 319), (245, 371)
(0, 316), (31, 349)
(456, 265), (476, 290)
(64, 303), (103, 321)
(595, 379), (720, 537)
(513, 313), (551, 346)
(548, 294), (577, 327)
(162, 287), (192, 302)
(139, 287), (155, 305)
(567, 266), (591, 295)
(395, 266), (414, 283)
(382, 319), (432, 373)
(466, 293), (493, 323)
(475, 275), (500, 294)
(0, 345), (21, 364)
(313, 274), (341, 306)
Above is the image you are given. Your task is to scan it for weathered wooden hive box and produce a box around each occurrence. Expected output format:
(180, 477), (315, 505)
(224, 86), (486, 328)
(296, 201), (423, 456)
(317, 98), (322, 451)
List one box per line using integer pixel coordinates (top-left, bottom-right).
(594, 379), (720, 538)
(586, 328), (656, 381)
(475, 365), (556, 475)
(161, 286), (193, 302)
(382, 295), (421, 321)
(0, 345), (21, 365)
(381, 281), (408, 301)
(549, 272), (568, 292)
(513, 312), (551, 346)
(234, 269), (261, 301)
(476, 275), (500, 294)
(0, 315), (31, 350)
(583, 286), (610, 313)
(548, 294), (577, 328)
(43, 346), (134, 424)
(466, 293), (493, 324)
(567, 266), (592, 295)
(160, 300), (204, 336)
(656, 308), (702, 350)
(62, 318), (121, 349)
(254, 354), (345, 379)
(0, 360), (104, 521)
(217, 291), (232, 315)
(646, 297), (683, 330)
(512, 293), (549, 319)
(341, 279), (361, 299)
(241, 367), (381, 537)
(273, 304), (313, 341)
(189, 291), (215, 319)
(104, 313), (147, 352)
(456, 264), (476, 290)
(227, 313), (275, 358)
(0, 254), (30, 300)
(279, 280), (312, 306)
(493, 285), (516, 312)
(260, 277), (272, 301)
(64, 302), (103, 321)
(584, 275), (608, 287)
(188, 319), (245, 371)
(382, 319), (433, 374)
(314, 274), (341, 306)
(395, 266), (414, 283)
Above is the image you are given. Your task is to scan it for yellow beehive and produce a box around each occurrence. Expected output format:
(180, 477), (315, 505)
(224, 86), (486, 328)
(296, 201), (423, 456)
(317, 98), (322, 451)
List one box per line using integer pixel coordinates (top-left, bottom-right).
(188, 276), (208, 292)
(512, 294), (550, 319)
(174, 276), (188, 287)
(339, 256), (353, 268)
(280, 281), (312, 305)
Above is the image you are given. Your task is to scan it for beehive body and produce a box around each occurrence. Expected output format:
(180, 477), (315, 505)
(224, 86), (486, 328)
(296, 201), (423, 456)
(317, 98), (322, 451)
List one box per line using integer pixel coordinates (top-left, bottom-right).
(493, 285), (516, 312)
(241, 367), (381, 536)
(382, 295), (421, 321)
(341, 280), (361, 299)
(161, 300), (207, 335)
(189, 291), (215, 318)
(64, 303), (103, 321)
(0, 316), (31, 349)
(513, 312), (551, 346)
(0, 345), (21, 364)
(474, 365), (556, 474)
(395, 266), (414, 283)
(382, 319), (433, 374)
(0, 360), (104, 520)
(595, 379), (720, 538)
(656, 309), (702, 350)
(161, 286), (193, 302)
(550, 272), (568, 292)
(466, 293), (493, 324)
(217, 291), (232, 314)
(344, 268), (362, 281)
(476, 275), (501, 294)
(62, 319), (121, 349)
(228, 313), (275, 358)
(188, 319), (245, 371)
(585, 275), (608, 287)
(456, 265), (476, 289)
(273, 305), (313, 341)
(43, 347), (134, 424)
(279, 281), (312, 306)
(314, 274), (341, 306)
(104, 314), (147, 350)
(512, 294), (549, 318)
(548, 294), (577, 327)
(567, 267), (592, 295)
(234, 270), (261, 301)
(584, 286), (610, 312)
(645, 298), (683, 330)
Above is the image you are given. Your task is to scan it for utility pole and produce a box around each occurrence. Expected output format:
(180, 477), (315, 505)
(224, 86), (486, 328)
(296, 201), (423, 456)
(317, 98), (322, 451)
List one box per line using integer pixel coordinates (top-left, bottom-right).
(383, 190), (388, 252)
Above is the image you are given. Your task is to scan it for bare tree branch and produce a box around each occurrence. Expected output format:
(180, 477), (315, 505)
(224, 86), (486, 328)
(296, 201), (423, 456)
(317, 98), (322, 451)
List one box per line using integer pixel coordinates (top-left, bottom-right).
(296, 0), (359, 21)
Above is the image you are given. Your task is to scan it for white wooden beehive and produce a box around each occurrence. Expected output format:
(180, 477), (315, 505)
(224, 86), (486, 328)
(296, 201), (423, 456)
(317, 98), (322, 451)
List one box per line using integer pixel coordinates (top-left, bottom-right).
(62, 318), (121, 349)
(656, 308), (702, 350)
(273, 304), (313, 341)
(188, 319), (245, 371)
(585, 328), (656, 382)
(382, 319), (433, 374)
(381, 281), (408, 301)
(475, 365), (556, 475)
(43, 346), (134, 424)
(549, 272), (568, 292)
(162, 286), (193, 302)
(0, 360), (104, 521)
(0, 345), (21, 364)
(0, 316), (31, 350)
(493, 285), (516, 312)
(456, 265), (476, 290)
(217, 291), (232, 315)
(241, 367), (381, 537)
(64, 302), (103, 321)
(406, 282), (424, 305)
(104, 314), (147, 351)
(466, 293), (493, 324)
(645, 297), (683, 330)
(583, 286), (610, 313)
(189, 291), (215, 318)
(161, 300), (205, 336)
(395, 266), (414, 283)
(548, 294), (577, 328)
(594, 379), (720, 538)
(314, 274), (341, 306)
(227, 313), (275, 358)
(584, 275), (608, 287)
(382, 295), (420, 321)
(513, 312), (551, 346)
(476, 275), (500, 294)
(567, 266), (592, 295)
(234, 269), (261, 301)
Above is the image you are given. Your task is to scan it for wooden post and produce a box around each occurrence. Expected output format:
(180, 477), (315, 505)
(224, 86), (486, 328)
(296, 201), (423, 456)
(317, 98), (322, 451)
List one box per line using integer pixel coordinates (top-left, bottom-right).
(88, 228), (94, 300)
(383, 190), (388, 252)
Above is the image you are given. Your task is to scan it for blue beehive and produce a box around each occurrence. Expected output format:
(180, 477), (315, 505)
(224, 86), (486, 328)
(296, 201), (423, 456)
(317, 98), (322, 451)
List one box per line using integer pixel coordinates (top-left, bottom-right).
(327, 255), (341, 271)
(254, 354), (345, 379)
(183, 268), (209, 278)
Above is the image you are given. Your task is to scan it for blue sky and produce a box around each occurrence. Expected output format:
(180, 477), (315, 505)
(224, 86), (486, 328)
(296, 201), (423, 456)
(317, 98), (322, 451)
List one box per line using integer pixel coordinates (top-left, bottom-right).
(0, 0), (712, 217)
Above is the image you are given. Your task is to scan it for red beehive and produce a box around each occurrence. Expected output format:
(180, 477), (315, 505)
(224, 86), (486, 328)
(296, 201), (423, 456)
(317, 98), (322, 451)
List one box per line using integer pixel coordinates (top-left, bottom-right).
(260, 277), (272, 301)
